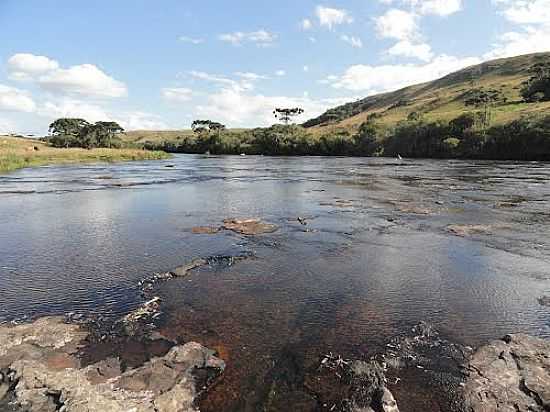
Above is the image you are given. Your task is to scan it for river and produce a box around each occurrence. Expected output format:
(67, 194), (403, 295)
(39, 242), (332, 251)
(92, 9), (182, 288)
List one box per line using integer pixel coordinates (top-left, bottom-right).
(1, 155), (549, 410)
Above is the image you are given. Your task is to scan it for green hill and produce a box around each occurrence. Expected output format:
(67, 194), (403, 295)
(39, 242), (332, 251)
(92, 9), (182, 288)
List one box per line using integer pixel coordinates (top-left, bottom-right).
(303, 52), (550, 134)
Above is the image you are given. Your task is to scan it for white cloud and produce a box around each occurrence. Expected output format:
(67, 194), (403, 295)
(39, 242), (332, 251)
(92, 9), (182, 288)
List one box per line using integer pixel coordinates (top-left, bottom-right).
(7, 53), (127, 99)
(301, 18), (313, 30)
(195, 88), (341, 127)
(162, 87), (193, 102)
(383, 0), (463, 16)
(329, 54), (480, 93)
(275, 70), (286, 76)
(235, 72), (269, 81)
(387, 40), (433, 61)
(119, 112), (168, 130)
(316, 6), (353, 30)
(7, 53), (59, 81)
(37, 98), (167, 131)
(341, 35), (363, 48)
(418, 0), (462, 16)
(188, 70), (255, 92)
(493, 0), (550, 24)
(303, 65), (310, 72)
(0, 85), (36, 112)
(38, 64), (127, 98)
(485, 26), (550, 59)
(179, 36), (205, 44)
(487, 0), (550, 58)
(219, 30), (277, 46)
(38, 98), (111, 122)
(0, 118), (16, 134)
(375, 9), (418, 40)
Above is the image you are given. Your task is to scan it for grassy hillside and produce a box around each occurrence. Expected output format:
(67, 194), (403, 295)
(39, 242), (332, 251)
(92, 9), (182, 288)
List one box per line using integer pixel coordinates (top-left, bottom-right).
(0, 136), (170, 173)
(304, 52), (550, 134)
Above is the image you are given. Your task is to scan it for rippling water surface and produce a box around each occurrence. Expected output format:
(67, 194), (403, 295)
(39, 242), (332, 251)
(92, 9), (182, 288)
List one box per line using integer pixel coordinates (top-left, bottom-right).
(1, 155), (549, 410)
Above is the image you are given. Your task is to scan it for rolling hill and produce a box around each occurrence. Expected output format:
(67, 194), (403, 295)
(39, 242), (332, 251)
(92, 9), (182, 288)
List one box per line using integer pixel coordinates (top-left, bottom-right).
(303, 52), (550, 134)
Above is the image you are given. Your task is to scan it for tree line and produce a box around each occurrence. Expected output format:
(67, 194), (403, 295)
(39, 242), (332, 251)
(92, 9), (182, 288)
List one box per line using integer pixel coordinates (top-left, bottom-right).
(47, 118), (125, 149)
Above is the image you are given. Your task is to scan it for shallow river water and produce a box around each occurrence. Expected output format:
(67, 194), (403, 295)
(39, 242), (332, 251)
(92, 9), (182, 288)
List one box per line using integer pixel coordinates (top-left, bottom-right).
(1, 155), (550, 411)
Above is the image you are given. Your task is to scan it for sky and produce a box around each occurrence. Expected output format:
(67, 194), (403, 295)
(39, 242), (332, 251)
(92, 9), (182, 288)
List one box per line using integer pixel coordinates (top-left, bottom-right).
(0, 0), (549, 135)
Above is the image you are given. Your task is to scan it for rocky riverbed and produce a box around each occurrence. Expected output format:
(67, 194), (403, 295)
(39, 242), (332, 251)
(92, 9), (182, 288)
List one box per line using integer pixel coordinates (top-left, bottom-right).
(1, 314), (547, 411)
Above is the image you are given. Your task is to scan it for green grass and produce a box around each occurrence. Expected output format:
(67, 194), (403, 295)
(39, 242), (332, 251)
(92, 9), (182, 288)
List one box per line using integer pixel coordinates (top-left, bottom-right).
(0, 136), (171, 173)
(305, 52), (550, 135)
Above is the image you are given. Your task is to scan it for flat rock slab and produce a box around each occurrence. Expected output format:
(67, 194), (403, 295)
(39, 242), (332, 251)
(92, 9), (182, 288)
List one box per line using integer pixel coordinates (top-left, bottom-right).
(463, 333), (550, 412)
(222, 218), (278, 235)
(0, 316), (225, 412)
(447, 224), (493, 236)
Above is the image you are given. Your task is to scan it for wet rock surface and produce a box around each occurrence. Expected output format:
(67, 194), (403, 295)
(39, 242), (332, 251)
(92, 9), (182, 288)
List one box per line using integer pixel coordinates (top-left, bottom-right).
(222, 218), (278, 235)
(463, 334), (550, 412)
(0, 316), (225, 412)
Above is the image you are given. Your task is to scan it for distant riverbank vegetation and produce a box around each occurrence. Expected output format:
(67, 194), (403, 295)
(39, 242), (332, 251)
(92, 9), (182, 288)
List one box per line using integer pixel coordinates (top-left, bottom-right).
(139, 113), (550, 160)
(0, 117), (169, 173)
(135, 61), (550, 161)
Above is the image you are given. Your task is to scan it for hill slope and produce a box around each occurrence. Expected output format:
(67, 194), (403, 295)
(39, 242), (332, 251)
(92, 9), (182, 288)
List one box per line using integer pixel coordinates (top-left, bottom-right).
(304, 52), (550, 133)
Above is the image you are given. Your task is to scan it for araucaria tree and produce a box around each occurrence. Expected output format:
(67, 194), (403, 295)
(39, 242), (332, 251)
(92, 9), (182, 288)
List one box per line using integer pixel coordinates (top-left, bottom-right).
(191, 120), (226, 137)
(273, 107), (304, 125)
(48, 118), (124, 149)
(464, 89), (505, 129)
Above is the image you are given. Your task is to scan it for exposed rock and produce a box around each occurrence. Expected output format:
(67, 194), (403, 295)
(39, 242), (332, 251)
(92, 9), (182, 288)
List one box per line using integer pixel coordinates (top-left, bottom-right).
(463, 333), (550, 412)
(447, 224), (493, 236)
(117, 296), (163, 337)
(222, 218), (278, 235)
(0, 317), (225, 412)
(538, 296), (550, 307)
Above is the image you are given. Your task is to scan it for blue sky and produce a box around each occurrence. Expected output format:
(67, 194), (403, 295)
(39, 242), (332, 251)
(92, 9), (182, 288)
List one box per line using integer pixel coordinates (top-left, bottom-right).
(0, 0), (549, 134)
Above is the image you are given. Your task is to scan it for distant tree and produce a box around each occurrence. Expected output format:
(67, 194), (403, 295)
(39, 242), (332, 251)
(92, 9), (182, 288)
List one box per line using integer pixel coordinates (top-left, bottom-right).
(48, 118), (124, 149)
(407, 111), (422, 122)
(464, 89), (504, 129)
(273, 107), (304, 125)
(450, 113), (477, 135)
(79, 121), (124, 149)
(48, 118), (90, 148)
(521, 61), (550, 102)
(354, 121), (379, 156)
(209, 121), (226, 138)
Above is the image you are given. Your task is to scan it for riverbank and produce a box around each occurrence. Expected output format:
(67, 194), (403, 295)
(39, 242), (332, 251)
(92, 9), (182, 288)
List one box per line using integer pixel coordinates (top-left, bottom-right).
(0, 136), (170, 173)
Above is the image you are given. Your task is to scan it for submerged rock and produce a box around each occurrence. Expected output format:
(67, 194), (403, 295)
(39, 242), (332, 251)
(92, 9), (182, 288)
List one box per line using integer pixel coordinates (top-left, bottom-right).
(0, 317), (225, 412)
(191, 226), (221, 234)
(222, 218), (278, 235)
(463, 334), (550, 412)
(447, 224), (493, 236)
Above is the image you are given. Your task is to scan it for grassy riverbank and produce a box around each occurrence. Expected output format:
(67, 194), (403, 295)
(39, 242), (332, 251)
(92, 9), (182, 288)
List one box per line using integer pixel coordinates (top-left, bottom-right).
(0, 136), (170, 173)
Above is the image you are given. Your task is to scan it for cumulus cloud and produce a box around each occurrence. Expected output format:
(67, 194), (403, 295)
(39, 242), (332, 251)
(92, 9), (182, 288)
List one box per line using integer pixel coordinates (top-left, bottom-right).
(316, 6), (353, 30)
(340, 35), (363, 48)
(493, 0), (550, 24)
(375, 9), (418, 41)
(328, 54), (481, 93)
(387, 40), (433, 61)
(219, 30), (277, 46)
(162, 87), (193, 102)
(38, 64), (127, 98)
(7, 53), (59, 81)
(195, 88), (343, 127)
(487, 0), (550, 58)
(7, 53), (127, 99)
(0, 84), (36, 112)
